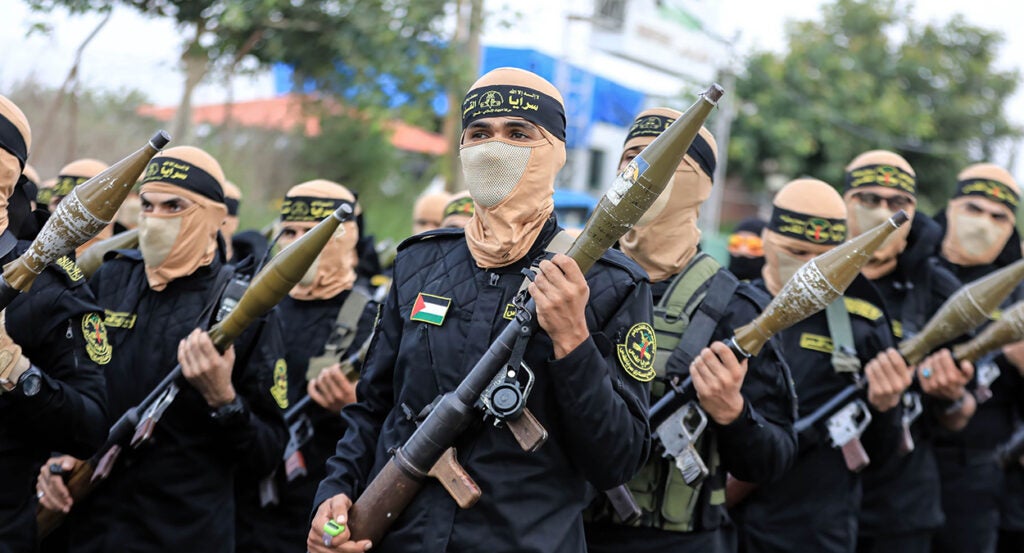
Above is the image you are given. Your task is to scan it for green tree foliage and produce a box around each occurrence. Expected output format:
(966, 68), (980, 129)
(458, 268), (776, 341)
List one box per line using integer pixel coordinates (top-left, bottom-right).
(729, 0), (1021, 209)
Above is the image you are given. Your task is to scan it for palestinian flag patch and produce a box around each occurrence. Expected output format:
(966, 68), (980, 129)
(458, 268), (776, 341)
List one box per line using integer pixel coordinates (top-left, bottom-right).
(411, 293), (451, 326)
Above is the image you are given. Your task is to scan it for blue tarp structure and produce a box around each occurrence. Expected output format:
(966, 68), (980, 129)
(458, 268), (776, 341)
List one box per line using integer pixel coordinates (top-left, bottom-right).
(272, 46), (646, 149)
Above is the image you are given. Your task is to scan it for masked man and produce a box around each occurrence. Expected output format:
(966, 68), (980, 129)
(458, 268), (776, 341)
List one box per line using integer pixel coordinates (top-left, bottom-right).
(731, 178), (910, 553)
(0, 95), (108, 553)
(840, 151), (972, 553)
(932, 163), (1024, 553)
(307, 67), (652, 553)
(51, 159), (112, 255)
(411, 190), (450, 235)
(583, 108), (796, 553)
(36, 146), (288, 553)
(441, 191), (474, 229)
(235, 179), (378, 553)
(727, 217), (767, 281)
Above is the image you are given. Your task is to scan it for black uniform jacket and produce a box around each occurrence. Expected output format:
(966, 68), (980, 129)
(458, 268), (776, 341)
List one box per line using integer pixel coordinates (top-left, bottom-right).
(933, 209), (1024, 531)
(67, 250), (288, 553)
(586, 273), (797, 553)
(0, 237), (107, 553)
(859, 212), (961, 536)
(735, 276), (901, 553)
(235, 289), (376, 553)
(314, 218), (653, 553)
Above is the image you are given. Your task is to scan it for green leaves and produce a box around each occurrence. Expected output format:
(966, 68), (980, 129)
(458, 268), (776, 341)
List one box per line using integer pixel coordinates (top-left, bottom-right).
(730, 0), (1021, 206)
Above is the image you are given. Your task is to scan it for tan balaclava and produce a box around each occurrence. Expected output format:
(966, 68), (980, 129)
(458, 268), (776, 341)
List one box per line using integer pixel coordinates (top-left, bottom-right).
(942, 163), (1019, 267)
(618, 108), (717, 282)
(441, 190), (474, 229)
(138, 146), (228, 291)
(221, 180), (242, 259)
(0, 95), (32, 236)
(278, 180), (359, 301)
(115, 188), (142, 231)
(763, 178), (848, 296)
(412, 191), (451, 234)
(843, 150), (916, 280)
(53, 158), (113, 255)
(460, 67), (567, 268)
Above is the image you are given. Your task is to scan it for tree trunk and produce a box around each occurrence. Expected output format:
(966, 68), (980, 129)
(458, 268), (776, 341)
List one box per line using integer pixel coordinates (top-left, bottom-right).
(171, 21), (211, 144)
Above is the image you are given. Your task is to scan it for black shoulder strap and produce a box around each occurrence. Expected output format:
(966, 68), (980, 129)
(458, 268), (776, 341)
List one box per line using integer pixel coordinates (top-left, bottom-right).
(663, 267), (740, 380)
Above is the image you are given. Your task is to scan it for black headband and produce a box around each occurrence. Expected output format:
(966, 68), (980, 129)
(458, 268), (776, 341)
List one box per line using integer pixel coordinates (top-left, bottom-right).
(141, 157), (225, 203)
(624, 114), (716, 178)
(769, 205), (847, 245)
(462, 85), (566, 141)
(954, 178), (1019, 212)
(845, 164), (916, 195)
(224, 197), (240, 216)
(443, 196), (475, 219)
(53, 175), (90, 197)
(280, 196), (354, 223)
(0, 114), (27, 171)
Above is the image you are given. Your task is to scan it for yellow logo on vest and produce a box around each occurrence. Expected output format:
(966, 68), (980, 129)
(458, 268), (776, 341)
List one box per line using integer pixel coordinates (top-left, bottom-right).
(502, 303), (517, 320)
(618, 322), (657, 382)
(799, 333), (834, 354)
(82, 313), (111, 365)
(103, 309), (137, 329)
(270, 359), (289, 409)
(844, 297), (882, 321)
(54, 256), (84, 282)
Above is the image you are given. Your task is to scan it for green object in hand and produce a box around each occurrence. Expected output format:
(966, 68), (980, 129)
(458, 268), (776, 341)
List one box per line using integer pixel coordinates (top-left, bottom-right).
(322, 519), (345, 546)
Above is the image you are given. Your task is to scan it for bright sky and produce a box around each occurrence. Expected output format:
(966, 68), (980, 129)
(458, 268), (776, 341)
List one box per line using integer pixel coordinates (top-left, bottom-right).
(0, 0), (1021, 176)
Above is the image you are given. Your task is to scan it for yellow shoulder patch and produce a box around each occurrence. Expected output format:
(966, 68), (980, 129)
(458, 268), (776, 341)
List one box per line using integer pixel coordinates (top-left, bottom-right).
(844, 297), (882, 321)
(54, 256), (84, 282)
(270, 358), (289, 409)
(799, 333), (834, 354)
(891, 320), (903, 339)
(81, 313), (112, 365)
(617, 322), (656, 382)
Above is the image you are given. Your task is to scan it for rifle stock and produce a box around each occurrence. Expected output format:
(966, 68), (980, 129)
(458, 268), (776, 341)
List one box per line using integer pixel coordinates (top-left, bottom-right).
(345, 84), (725, 544)
(36, 460), (98, 539)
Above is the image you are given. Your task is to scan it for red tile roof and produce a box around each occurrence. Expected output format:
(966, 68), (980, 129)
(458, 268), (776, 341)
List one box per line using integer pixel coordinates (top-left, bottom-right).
(136, 94), (447, 155)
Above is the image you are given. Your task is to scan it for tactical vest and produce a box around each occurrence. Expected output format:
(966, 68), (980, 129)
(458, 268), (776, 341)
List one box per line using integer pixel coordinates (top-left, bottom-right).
(621, 253), (743, 532)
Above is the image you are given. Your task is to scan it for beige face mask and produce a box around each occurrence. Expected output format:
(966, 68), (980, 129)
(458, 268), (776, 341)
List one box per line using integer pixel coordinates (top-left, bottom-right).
(116, 195), (142, 230)
(462, 131), (564, 268)
(0, 150), (20, 236)
(620, 159), (709, 282)
(849, 200), (913, 279)
(761, 230), (832, 296)
(286, 222), (358, 301)
(948, 212), (1012, 266)
(139, 214), (183, 267)
(138, 184), (227, 291)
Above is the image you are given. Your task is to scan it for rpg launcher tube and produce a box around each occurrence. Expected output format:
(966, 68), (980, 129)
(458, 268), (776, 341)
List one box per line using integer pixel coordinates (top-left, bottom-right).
(899, 258), (1024, 365)
(951, 300), (1024, 364)
(207, 204), (354, 352)
(77, 229), (140, 278)
(728, 210), (910, 357)
(0, 131), (170, 308)
(346, 84), (725, 545)
(652, 212), (909, 421)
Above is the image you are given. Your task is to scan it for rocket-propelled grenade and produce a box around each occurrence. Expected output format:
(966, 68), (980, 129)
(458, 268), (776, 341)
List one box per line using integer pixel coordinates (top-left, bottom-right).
(76, 229), (140, 278)
(727, 210), (910, 357)
(346, 84), (725, 545)
(207, 203), (354, 352)
(566, 84), (724, 273)
(951, 301), (1024, 364)
(899, 258), (1024, 365)
(0, 131), (171, 308)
